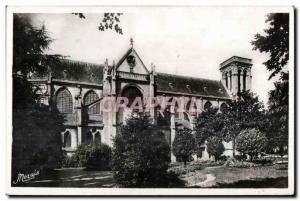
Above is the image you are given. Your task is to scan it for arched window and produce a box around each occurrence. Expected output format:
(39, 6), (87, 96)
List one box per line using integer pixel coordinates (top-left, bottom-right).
(238, 69), (241, 93)
(63, 131), (71, 148)
(122, 86), (143, 108)
(56, 88), (73, 113)
(229, 71), (232, 90)
(225, 72), (228, 88)
(186, 99), (197, 116)
(204, 101), (212, 111)
(94, 132), (101, 144)
(84, 90), (100, 114)
(84, 131), (93, 144)
(220, 103), (228, 113)
(243, 70), (247, 91)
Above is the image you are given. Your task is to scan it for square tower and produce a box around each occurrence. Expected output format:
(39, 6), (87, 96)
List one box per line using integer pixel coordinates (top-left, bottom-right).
(219, 56), (253, 97)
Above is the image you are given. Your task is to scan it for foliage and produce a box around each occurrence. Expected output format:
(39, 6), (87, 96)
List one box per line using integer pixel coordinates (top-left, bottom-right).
(206, 136), (225, 161)
(221, 91), (266, 156)
(63, 143), (112, 170)
(194, 108), (220, 145)
(12, 106), (64, 180)
(13, 75), (37, 109)
(112, 115), (172, 187)
(12, 13), (65, 182)
(236, 128), (268, 161)
(251, 13), (289, 80)
(264, 79), (289, 155)
(73, 13), (123, 34)
(172, 128), (197, 165)
(13, 14), (62, 76)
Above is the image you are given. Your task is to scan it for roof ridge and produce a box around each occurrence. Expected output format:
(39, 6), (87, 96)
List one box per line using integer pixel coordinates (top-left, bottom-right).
(156, 72), (220, 83)
(62, 58), (104, 67)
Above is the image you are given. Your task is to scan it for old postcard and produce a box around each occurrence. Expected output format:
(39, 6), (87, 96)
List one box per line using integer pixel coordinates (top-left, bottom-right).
(6, 6), (295, 196)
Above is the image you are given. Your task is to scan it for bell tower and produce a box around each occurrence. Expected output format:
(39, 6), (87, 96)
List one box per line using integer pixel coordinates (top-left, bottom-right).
(220, 56), (253, 97)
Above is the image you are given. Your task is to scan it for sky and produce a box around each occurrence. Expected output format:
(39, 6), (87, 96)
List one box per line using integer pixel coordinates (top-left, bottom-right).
(28, 7), (282, 105)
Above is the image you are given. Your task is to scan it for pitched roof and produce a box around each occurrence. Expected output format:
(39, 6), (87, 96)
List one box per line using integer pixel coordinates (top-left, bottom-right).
(30, 59), (104, 84)
(155, 72), (230, 99)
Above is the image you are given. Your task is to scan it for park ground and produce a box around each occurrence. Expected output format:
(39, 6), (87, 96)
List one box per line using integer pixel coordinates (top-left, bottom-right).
(18, 162), (288, 188)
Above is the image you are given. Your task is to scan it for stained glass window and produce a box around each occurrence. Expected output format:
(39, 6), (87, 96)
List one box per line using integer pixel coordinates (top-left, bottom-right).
(56, 88), (73, 113)
(84, 91), (100, 114)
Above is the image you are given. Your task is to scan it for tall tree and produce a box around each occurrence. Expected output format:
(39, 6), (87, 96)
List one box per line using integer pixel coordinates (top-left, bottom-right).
(12, 14), (65, 180)
(13, 14), (61, 76)
(251, 13), (289, 80)
(221, 91), (266, 157)
(252, 13), (289, 156)
(194, 108), (224, 157)
(265, 78), (289, 155)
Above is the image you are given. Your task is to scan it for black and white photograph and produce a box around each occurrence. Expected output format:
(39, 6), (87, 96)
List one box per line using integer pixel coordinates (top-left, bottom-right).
(6, 6), (294, 196)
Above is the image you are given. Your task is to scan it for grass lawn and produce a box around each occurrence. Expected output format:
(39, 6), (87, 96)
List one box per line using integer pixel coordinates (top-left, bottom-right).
(190, 164), (288, 188)
(17, 168), (115, 188)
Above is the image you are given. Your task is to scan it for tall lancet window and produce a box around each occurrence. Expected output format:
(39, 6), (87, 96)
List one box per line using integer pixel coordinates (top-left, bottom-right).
(229, 71), (232, 90)
(225, 72), (228, 88)
(243, 70), (247, 91)
(238, 69), (241, 93)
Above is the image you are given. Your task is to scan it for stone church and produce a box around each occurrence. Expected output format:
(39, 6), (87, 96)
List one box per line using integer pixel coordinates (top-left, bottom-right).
(29, 40), (253, 161)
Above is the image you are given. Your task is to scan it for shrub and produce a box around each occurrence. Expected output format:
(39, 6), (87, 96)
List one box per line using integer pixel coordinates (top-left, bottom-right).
(172, 128), (197, 166)
(112, 115), (172, 187)
(62, 143), (112, 170)
(12, 106), (64, 181)
(236, 128), (268, 161)
(206, 136), (225, 161)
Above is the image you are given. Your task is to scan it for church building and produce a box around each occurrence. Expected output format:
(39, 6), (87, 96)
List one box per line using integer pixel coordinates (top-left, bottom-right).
(29, 40), (253, 161)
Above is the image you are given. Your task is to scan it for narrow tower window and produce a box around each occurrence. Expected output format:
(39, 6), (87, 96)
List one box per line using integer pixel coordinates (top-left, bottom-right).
(238, 69), (241, 93)
(225, 72), (228, 88)
(229, 71), (232, 90)
(243, 70), (247, 91)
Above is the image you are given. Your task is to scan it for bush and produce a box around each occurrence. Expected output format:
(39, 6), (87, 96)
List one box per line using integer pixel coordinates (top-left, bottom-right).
(12, 106), (64, 181)
(253, 158), (273, 166)
(236, 128), (268, 161)
(172, 128), (197, 165)
(206, 136), (225, 161)
(112, 115), (172, 187)
(62, 143), (112, 170)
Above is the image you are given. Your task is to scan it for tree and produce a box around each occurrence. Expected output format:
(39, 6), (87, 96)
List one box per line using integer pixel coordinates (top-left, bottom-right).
(73, 13), (123, 34)
(265, 78), (289, 156)
(172, 128), (196, 166)
(206, 136), (225, 161)
(112, 115), (171, 187)
(221, 91), (266, 157)
(251, 13), (289, 80)
(13, 14), (62, 76)
(236, 128), (268, 161)
(12, 14), (65, 180)
(252, 13), (289, 157)
(194, 108), (223, 145)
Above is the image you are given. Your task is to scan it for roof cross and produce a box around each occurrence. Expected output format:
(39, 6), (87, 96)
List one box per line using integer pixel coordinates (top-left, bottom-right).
(130, 37), (134, 47)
